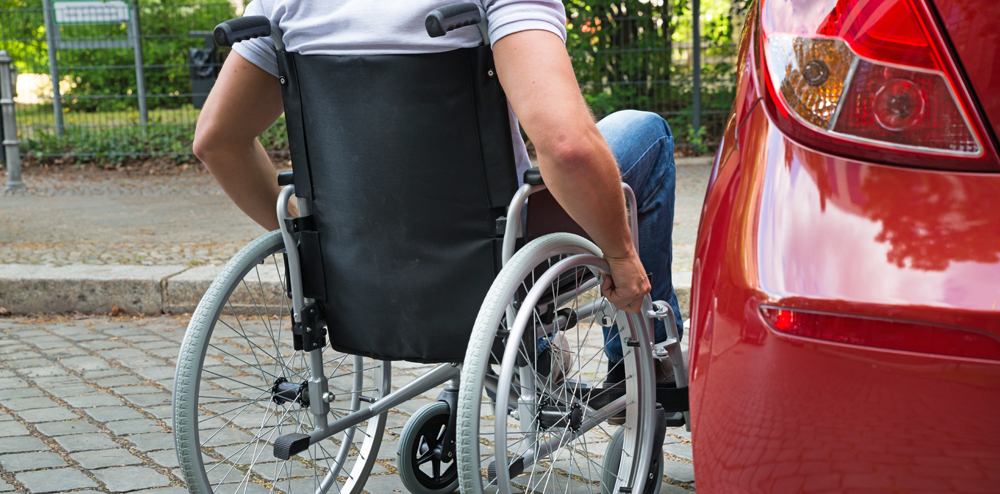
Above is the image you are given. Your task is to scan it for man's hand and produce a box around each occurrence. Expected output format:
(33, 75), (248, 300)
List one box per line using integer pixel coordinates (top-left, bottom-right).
(602, 247), (651, 314)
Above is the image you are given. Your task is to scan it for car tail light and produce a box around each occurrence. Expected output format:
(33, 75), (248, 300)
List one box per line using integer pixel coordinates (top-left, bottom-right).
(761, 306), (1000, 361)
(758, 0), (999, 171)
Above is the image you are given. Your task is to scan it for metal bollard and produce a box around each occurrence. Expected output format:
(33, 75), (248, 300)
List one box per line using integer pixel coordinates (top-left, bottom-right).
(0, 50), (25, 193)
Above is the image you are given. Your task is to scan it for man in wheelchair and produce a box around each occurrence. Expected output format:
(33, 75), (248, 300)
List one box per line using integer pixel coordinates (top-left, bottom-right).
(193, 0), (683, 379)
(180, 1), (687, 493)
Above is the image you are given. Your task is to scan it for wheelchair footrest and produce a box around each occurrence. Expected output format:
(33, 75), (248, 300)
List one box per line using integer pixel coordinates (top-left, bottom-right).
(273, 433), (311, 460)
(578, 382), (688, 414)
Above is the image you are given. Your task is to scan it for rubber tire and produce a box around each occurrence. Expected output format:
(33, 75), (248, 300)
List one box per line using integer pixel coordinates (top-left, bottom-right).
(398, 401), (459, 494)
(173, 230), (387, 494)
(456, 232), (651, 494)
(601, 427), (663, 494)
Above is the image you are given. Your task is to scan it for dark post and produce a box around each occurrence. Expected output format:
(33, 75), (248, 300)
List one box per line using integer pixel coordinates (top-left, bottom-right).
(692, 0), (701, 132)
(1, 50), (25, 192)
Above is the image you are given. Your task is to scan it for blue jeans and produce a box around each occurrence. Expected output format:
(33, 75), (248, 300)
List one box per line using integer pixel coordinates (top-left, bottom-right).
(598, 110), (684, 363)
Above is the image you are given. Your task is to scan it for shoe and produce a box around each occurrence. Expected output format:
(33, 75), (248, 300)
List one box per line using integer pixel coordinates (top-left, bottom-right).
(604, 359), (676, 425)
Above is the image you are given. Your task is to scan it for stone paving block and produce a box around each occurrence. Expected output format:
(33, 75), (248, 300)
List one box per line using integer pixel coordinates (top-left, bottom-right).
(96, 348), (147, 360)
(134, 366), (176, 381)
(132, 488), (189, 494)
(104, 418), (167, 436)
(45, 347), (88, 358)
(84, 406), (144, 422)
(59, 356), (113, 372)
(34, 420), (101, 437)
(79, 340), (127, 350)
(148, 347), (180, 360)
(113, 385), (166, 396)
(62, 393), (124, 408)
(142, 405), (173, 421)
(29, 338), (71, 350)
(0, 421), (29, 437)
(146, 449), (180, 469)
(376, 438), (399, 461)
(1, 396), (60, 412)
(70, 448), (145, 469)
(135, 340), (175, 350)
(92, 465), (172, 492)
(124, 392), (172, 407)
(0, 377), (29, 388)
(15, 468), (98, 493)
(361, 473), (407, 494)
(20, 367), (69, 378)
(0, 480), (13, 492)
(63, 333), (109, 342)
(0, 388), (43, 401)
(53, 432), (120, 452)
(0, 451), (68, 471)
(32, 375), (85, 388)
(47, 385), (100, 399)
(126, 432), (175, 452)
(93, 375), (144, 387)
(663, 459), (695, 483)
(18, 407), (79, 423)
(6, 358), (50, 369)
(663, 442), (694, 462)
(80, 369), (127, 380)
(0, 369), (14, 377)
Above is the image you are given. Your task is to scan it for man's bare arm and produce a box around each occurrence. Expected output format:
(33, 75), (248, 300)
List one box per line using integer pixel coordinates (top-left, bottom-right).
(492, 30), (651, 313)
(193, 53), (288, 231)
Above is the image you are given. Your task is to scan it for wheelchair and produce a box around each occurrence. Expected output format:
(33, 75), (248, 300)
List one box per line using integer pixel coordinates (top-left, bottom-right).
(172, 5), (689, 494)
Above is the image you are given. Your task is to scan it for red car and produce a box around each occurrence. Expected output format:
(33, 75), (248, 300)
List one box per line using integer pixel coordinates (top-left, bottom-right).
(689, 0), (1000, 491)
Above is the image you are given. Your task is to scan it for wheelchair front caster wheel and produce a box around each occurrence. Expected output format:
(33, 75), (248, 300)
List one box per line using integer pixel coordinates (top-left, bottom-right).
(398, 401), (459, 494)
(601, 427), (663, 494)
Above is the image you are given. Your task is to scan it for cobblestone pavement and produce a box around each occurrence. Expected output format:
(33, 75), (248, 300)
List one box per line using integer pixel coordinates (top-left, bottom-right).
(0, 315), (696, 493)
(0, 164), (710, 272)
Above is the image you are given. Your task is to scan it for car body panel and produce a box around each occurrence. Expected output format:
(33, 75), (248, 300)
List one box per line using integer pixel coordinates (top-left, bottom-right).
(689, 1), (1000, 486)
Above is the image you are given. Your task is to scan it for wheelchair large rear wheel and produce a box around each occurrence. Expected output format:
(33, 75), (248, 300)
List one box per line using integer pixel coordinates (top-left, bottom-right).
(173, 231), (390, 494)
(457, 233), (657, 494)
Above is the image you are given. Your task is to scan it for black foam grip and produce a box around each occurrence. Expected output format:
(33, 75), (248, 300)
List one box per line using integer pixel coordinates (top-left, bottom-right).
(277, 171), (293, 186)
(425, 3), (481, 37)
(214, 16), (271, 47)
(523, 168), (544, 185)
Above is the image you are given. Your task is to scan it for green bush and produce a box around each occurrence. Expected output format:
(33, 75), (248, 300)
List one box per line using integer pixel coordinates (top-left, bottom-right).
(22, 118), (288, 163)
(0, 0), (235, 112)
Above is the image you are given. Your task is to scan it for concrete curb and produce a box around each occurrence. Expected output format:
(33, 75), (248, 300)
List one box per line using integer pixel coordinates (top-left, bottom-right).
(0, 263), (693, 318)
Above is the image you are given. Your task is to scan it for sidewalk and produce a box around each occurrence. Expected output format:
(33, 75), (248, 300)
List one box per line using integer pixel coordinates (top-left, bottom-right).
(0, 158), (712, 315)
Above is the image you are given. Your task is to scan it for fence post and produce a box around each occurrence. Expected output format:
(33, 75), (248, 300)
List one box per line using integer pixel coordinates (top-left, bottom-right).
(0, 50), (25, 193)
(41, 0), (65, 135)
(129, 1), (148, 126)
(692, 0), (701, 132)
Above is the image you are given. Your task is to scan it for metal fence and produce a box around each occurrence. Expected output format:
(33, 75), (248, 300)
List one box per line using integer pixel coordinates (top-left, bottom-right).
(0, 0), (739, 163)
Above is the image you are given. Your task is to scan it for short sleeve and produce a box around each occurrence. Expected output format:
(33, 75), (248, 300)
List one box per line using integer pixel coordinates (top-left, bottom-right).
(230, 0), (279, 77)
(485, 0), (567, 46)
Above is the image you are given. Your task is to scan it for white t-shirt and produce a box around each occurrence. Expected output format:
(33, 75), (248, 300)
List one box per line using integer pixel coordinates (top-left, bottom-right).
(233, 0), (568, 178)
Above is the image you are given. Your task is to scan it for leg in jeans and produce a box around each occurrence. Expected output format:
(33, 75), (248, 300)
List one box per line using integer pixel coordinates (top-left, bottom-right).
(597, 110), (684, 366)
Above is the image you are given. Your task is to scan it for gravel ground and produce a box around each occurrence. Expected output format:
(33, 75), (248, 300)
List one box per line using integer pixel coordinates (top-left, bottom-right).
(0, 163), (711, 271)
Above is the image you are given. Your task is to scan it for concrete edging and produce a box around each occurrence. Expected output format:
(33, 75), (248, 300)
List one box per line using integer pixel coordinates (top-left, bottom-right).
(0, 263), (693, 318)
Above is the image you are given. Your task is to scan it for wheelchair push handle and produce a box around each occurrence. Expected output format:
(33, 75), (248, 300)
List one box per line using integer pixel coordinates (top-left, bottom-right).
(214, 16), (271, 47)
(425, 3), (482, 38)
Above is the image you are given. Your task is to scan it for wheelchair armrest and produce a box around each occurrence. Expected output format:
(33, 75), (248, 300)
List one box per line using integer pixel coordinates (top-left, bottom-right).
(523, 168), (544, 186)
(277, 171), (294, 186)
